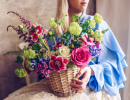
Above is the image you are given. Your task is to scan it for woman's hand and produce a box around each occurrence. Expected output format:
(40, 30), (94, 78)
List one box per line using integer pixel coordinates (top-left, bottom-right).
(70, 67), (94, 93)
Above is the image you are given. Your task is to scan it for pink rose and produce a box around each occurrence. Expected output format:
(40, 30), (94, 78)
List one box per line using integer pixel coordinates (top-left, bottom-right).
(71, 46), (91, 68)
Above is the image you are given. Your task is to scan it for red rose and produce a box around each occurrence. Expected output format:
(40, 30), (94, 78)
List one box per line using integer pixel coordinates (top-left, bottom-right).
(71, 46), (91, 68)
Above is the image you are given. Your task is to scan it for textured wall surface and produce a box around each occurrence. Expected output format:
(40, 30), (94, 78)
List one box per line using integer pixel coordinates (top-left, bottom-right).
(0, 0), (96, 100)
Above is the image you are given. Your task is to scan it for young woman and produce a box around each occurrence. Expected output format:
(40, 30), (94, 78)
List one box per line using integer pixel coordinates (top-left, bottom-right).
(45, 0), (127, 99)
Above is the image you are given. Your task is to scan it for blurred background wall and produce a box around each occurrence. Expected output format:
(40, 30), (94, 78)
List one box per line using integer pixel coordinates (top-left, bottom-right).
(0, 0), (129, 100)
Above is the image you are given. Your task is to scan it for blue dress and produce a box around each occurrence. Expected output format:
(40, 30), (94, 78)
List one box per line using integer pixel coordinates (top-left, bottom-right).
(38, 12), (127, 96)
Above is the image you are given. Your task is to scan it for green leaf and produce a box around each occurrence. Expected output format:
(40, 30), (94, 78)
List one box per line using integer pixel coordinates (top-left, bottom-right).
(65, 14), (68, 17)
(4, 50), (24, 56)
(55, 18), (58, 22)
(92, 57), (97, 60)
(36, 54), (43, 58)
(32, 44), (41, 52)
(61, 20), (64, 24)
(58, 22), (61, 25)
(41, 25), (44, 29)
(102, 28), (109, 34)
(15, 56), (23, 65)
(72, 14), (79, 22)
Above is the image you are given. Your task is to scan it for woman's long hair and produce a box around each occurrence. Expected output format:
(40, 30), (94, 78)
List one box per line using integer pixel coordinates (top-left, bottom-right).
(55, 0), (69, 37)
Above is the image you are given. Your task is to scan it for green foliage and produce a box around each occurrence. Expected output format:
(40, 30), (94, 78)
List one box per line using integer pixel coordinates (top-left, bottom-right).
(94, 13), (103, 24)
(41, 25), (44, 29)
(72, 14), (79, 22)
(55, 19), (58, 22)
(4, 50), (24, 56)
(25, 60), (34, 71)
(102, 28), (109, 34)
(69, 22), (82, 36)
(92, 57), (97, 60)
(15, 68), (27, 78)
(61, 31), (71, 44)
(67, 61), (77, 69)
(32, 44), (41, 52)
(49, 18), (57, 28)
(93, 30), (103, 42)
(24, 49), (35, 59)
(89, 20), (96, 29)
(36, 54), (43, 58)
(80, 19), (90, 31)
(15, 56), (23, 65)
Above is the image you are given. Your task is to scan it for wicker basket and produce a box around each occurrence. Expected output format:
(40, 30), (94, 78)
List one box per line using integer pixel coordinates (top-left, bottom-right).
(47, 67), (80, 97)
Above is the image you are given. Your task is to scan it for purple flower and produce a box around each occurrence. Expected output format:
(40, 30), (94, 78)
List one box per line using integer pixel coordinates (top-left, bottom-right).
(89, 46), (102, 57)
(31, 60), (37, 69)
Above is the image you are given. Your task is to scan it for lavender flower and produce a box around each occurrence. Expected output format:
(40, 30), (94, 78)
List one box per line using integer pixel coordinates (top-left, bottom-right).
(89, 46), (102, 57)
(33, 58), (51, 78)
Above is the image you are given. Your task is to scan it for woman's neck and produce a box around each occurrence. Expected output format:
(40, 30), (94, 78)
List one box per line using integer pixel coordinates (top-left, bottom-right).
(68, 8), (82, 25)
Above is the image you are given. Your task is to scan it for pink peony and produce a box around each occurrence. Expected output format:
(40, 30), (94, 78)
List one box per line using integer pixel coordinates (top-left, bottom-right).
(71, 46), (91, 68)
(49, 56), (69, 72)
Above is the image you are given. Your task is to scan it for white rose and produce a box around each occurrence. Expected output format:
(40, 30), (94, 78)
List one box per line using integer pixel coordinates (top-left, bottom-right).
(59, 46), (71, 60)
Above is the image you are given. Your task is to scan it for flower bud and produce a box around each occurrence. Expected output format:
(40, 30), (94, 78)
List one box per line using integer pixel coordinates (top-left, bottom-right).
(71, 39), (74, 43)
(47, 31), (52, 36)
(70, 44), (74, 49)
(18, 25), (23, 29)
(32, 24), (36, 29)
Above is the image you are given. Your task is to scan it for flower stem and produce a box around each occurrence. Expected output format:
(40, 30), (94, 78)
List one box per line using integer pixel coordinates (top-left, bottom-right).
(53, 37), (57, 51)
(64, 23), (67, 32)
(39, 35), (50, 52)
(23, 29), (29, 33)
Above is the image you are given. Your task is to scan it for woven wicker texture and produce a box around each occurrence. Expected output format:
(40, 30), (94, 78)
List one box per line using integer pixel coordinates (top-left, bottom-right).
(48, 68), (80, 97)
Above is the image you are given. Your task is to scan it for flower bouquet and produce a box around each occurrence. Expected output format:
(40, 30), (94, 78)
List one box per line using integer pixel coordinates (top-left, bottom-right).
(6, 11), (108, 97)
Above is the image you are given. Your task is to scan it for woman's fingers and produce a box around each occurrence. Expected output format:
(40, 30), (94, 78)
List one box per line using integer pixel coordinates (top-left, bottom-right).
(71, 83), (81, 88)
(72, 78), (83, 85)
(82, 70), (89, 82)
(75, 68), (85, 79)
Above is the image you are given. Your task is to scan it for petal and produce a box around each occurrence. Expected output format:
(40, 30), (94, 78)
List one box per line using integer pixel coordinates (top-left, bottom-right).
(34, 70), (38, 74)
(63, 59), (69, 65)
(29, 32), (35, 36)
(49, 61), (57, 69)
(24, 66), (31, 74)
(42, 29), (48, 32)
(88, 37), (94, 43)
(83, 33), (88, 40)
(82, 41), (87, 46)
(56, 56), (63, 62)
(49, 61), (60, 71)
(33, 34), (38, 42)
(36, 25), (41, 30)
(95, 41), (101, 48)
(56, 42), (62, 48)
(77, 38), (83, 41)
(53, 46), (56, 49)
(51, 56), (56, 61)
(58, 63), (66, 71)
(37, 30), (42, 34)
